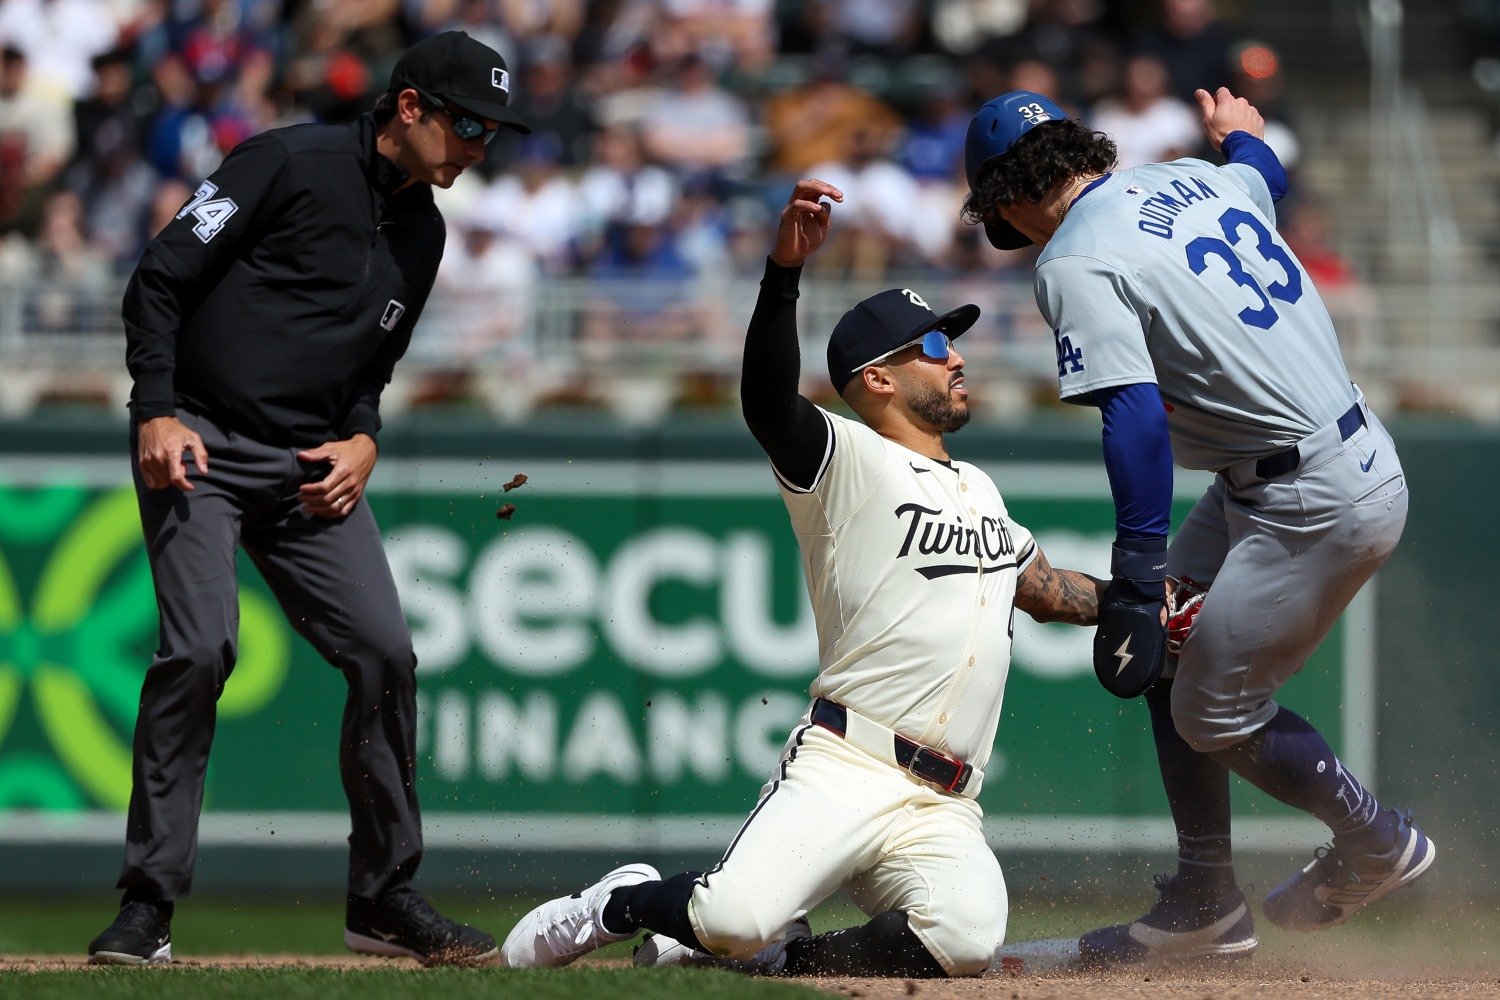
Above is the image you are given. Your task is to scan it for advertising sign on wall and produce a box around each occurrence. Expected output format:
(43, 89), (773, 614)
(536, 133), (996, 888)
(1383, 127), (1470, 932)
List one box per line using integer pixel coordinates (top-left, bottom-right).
(0, 459), (1364, 854)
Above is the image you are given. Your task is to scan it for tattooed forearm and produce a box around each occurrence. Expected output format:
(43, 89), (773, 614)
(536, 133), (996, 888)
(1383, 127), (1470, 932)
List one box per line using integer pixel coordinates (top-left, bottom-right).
(1014, 548), (1107, 625)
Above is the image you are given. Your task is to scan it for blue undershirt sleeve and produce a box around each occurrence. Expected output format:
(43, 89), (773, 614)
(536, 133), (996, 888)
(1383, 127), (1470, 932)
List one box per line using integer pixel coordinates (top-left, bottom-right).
(1094, 382), (1173, 542)
(1221, 130), (1288, 202)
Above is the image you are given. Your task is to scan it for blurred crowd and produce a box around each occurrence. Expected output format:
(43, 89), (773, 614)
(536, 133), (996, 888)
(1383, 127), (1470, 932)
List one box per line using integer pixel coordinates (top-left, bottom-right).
(0, 0), (1361, 373)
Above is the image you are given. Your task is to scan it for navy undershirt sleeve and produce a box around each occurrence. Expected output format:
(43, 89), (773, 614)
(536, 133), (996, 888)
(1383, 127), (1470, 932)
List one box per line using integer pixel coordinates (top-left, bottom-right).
(1222, 130), (1287, 203)
(1094, 382), (1173, 541)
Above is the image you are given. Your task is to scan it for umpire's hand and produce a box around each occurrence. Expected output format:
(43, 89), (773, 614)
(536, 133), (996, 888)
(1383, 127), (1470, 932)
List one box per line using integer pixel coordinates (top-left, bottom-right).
(298, 434), (377, 519)
(137, 415), (209, 491)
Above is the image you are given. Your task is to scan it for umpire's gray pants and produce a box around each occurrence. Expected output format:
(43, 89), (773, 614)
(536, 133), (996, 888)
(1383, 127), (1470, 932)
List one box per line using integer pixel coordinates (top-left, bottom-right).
(1165, 399), (1407, 752)
(120, 410), (421, 901)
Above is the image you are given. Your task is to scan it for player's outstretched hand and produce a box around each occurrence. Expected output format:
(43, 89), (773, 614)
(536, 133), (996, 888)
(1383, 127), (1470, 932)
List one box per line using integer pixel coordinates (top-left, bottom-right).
(297, 433), (378, 519)
(137, 415), (208, 491)
(1195, 87), (1264, 151)
(770, 178), (844, 268)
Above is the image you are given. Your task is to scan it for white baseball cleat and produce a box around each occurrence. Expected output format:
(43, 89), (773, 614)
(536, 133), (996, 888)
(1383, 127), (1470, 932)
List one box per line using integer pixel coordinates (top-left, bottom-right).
(500, 863), (660, 968)
(633, 917), (812, 975)
(632, 932), (718, 969)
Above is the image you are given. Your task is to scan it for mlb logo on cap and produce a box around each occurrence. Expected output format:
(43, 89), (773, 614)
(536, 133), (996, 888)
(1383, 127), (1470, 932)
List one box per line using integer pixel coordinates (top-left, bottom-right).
(389, 31), (530, 135)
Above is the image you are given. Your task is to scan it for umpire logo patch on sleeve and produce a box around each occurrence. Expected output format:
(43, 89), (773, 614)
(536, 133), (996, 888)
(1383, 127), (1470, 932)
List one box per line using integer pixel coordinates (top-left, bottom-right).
(381, 299), (406, 331)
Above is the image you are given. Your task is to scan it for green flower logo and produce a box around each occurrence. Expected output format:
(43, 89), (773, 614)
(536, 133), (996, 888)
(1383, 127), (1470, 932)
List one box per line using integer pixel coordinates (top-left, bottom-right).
(0, 484), (290, 810)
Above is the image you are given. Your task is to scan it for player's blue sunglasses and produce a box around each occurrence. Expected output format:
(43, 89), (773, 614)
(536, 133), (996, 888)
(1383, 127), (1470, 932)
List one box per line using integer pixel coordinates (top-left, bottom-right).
(416, 88), (499, 146)
(856, 330), (953, 372)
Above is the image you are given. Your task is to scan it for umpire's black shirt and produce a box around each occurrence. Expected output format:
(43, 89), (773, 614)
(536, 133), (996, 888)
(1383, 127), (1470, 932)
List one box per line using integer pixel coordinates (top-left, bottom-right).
(124, 114), (445, 447)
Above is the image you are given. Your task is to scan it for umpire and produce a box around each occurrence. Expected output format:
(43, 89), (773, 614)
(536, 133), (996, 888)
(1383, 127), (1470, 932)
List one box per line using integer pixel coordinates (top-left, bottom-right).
(87, 32), (529, 967)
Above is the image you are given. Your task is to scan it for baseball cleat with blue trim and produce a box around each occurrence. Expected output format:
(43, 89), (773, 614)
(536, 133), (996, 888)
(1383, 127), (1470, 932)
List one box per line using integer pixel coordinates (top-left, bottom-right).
(1262, 814), (1435, 931)
(1079, 875), (1257, 967)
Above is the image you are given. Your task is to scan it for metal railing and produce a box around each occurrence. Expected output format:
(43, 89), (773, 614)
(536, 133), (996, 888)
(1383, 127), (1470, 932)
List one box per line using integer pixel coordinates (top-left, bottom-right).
(1356, 0), (1470, 350)
(8, 272), (1497, 423)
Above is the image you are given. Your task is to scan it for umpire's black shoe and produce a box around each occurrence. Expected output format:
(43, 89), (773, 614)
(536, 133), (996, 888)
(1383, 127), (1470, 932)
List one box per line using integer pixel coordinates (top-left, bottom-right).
(345, 886), (498, 966)
(1079, 874), (1257, 967)
(88, 894), (173, 965)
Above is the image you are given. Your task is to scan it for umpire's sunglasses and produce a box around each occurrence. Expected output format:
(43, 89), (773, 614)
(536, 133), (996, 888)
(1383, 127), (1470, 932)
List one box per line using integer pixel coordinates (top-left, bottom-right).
(855, 330), (953, 373)
(415, 88), (499, 146)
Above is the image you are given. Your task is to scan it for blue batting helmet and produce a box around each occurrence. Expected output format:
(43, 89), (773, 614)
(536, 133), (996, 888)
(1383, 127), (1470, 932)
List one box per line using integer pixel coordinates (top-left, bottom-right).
(963, 90), (1068, 250)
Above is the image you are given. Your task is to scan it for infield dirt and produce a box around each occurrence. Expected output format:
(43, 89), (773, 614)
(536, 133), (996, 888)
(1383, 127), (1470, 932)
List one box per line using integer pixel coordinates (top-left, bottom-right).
(5, 953), (1498, 999)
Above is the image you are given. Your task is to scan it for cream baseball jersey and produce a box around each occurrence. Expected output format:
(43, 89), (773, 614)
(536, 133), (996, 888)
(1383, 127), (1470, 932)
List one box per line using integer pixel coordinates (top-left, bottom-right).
(775, 408), (1037, 770)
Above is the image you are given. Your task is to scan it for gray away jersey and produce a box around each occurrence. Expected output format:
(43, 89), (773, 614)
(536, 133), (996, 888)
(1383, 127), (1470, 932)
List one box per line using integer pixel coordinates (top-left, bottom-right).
(1035, 160), (1357, 471)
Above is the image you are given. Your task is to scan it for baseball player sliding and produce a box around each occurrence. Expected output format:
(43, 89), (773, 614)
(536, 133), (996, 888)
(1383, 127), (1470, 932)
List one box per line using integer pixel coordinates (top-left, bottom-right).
(500, 179), (1111, 978)
(961, 87), (1433, 965)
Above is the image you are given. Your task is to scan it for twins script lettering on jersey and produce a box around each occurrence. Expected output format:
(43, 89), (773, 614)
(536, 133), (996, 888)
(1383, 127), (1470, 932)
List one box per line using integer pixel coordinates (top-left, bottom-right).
(894, 503), (1016, 580)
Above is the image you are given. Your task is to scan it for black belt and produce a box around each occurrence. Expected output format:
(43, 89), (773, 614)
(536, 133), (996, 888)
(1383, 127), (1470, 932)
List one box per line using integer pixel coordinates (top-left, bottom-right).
(811, 698), (974, 795)
(1254, 403), (1365, 480)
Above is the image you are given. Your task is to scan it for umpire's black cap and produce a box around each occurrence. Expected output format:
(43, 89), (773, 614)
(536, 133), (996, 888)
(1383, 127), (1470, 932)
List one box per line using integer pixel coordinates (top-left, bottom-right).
(827, 288), (979, 395)
(390, 31), (531, 134)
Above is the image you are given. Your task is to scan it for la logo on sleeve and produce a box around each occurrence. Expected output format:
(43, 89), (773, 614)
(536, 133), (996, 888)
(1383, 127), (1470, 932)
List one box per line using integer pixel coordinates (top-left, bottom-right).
(381, 299), (406, 331)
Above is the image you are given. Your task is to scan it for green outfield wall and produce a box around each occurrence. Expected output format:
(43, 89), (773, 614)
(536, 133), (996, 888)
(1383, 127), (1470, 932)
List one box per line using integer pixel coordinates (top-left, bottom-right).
(0, 413), (1492, 901)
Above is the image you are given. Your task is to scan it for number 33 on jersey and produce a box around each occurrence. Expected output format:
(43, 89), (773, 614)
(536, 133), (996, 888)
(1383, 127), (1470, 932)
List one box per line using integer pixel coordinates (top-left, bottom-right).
(1033, 157), (1356, 473)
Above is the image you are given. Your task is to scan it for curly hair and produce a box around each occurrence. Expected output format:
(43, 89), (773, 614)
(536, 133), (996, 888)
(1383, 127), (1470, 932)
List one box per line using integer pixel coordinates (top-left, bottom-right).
(961, 120), (1118, 226)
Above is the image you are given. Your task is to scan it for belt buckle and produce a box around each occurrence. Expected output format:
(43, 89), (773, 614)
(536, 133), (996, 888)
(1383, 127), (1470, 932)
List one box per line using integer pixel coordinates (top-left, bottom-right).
(907, 745), (964, 792)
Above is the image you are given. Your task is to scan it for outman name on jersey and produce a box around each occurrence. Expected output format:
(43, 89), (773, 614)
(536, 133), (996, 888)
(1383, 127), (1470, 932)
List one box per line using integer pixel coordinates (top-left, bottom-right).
(775, 409), (1036, 771)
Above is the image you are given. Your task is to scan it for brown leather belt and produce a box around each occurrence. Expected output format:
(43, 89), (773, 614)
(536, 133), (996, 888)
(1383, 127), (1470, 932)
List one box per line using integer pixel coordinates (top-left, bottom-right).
(811, 697), (974, 795)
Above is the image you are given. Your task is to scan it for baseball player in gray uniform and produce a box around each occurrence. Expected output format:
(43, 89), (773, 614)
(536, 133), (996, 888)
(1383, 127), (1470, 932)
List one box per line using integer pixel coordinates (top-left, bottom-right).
(960, 88), (1434, 965)
(499, 179), (1111, 978)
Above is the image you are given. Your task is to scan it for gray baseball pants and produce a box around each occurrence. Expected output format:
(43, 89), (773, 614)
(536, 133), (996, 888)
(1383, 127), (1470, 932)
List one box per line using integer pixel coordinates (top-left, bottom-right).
(120, 410), (421, 902)
(1166, 398), (1407, 752)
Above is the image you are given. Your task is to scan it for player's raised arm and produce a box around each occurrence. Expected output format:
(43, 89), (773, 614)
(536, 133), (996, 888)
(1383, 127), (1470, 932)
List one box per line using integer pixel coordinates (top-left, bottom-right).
(1014, 545), (1108, 626)
(769, 178), (842, 267)
(1196, 86), (1287, 203)
(740, 179), (845, 490)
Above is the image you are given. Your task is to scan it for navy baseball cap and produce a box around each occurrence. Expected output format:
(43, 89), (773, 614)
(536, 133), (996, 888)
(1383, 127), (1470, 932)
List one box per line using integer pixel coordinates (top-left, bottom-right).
(964, 90), (1068, 250)
(827, 288), (980, 395)
(391, 31), (530, 135)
